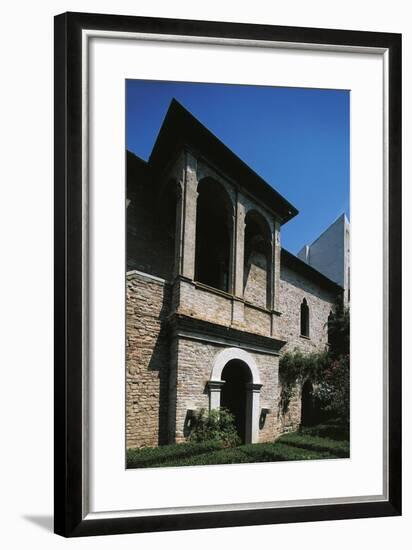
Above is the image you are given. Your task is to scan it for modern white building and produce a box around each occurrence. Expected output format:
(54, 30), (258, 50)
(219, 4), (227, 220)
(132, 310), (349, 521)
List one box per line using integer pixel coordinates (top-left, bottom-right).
(297, 213), (350, 303)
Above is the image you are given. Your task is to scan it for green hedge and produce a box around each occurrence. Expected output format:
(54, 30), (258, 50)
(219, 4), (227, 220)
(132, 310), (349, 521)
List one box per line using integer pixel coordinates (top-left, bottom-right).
(157, 447), (250, 467)
(278, 433), (349, 458)
(126, 440), (223, 468)
(126, 424), (350, 468)
(299, 422), (349, 441)
(240, 442), (336, 462)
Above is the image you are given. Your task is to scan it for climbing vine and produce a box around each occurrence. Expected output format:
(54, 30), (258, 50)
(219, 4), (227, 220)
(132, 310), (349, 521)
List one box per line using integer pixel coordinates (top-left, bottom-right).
(279, 350), (328, 413)
(279, 297), (350, 423)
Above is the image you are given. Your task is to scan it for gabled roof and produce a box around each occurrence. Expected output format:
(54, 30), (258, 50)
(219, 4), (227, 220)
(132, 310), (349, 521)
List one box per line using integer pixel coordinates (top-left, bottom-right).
(148, 99), (298, 225)
(281, 248), (343, 294)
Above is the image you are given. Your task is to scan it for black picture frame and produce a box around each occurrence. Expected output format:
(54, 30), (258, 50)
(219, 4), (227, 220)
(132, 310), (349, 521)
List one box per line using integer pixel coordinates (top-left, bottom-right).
(54, 11), (402, 537)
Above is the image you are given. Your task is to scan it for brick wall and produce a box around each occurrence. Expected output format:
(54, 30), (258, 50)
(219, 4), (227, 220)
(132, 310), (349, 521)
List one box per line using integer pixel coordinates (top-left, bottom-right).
(126, 271), (171, 448)
(278, 264), (335, 353)
(277, 264), (337, 427)
(173, 338), (281, 444)
(243, 251), (268, 309)
(125, 151), (341, 449)
(244, 304), (272, 336)
(176, 279), (232, 326)
(126, 152), (176, 280)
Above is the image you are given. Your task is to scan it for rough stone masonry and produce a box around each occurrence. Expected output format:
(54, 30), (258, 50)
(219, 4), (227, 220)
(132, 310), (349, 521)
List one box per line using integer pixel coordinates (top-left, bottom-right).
(125, 100), (343, 449)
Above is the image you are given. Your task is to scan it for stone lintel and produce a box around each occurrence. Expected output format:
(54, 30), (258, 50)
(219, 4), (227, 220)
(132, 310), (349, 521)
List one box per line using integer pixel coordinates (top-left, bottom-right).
(207, 380), (225, 391)
(246, 382), (263, 393)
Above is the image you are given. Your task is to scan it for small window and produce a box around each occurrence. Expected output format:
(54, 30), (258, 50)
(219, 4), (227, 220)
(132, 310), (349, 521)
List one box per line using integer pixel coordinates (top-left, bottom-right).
(327, 311), (333, 344)
(300, 298), (310, 337)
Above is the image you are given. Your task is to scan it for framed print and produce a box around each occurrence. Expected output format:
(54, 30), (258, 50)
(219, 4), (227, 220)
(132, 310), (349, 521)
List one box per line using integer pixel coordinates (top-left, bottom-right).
(54, 12), (402, 537)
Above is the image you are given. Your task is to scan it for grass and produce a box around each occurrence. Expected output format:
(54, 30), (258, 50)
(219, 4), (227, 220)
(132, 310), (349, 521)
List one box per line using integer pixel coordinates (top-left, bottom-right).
(126, 422), (349, 469)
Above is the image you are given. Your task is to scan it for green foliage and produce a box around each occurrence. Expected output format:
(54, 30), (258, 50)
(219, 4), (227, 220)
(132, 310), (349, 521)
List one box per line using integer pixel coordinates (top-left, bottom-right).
(126, 440), (223, 468)
(315, 355), (350, 423)
(126, 425), (349, 469)
(188, 407), (241, 448)
(327, 296), (350, 359)
(300, 421), (349, 441)
(278, 350), (328, 413)
(279, 432), (349, 457)
(279, 297), (350, 424)
(162, 447), (249, 467)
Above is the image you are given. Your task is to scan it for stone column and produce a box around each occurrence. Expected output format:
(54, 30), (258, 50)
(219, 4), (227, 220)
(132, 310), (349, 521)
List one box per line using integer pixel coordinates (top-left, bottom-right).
(245, 382), (262, 444)
(232, 197), (246, 327)
(207, 380), (225, 410)
(234, 199), (246, 297)
(228, 212), (236, 294)
(273, 221), (281, 312)
(269, 234), (276, 311)
(173, 182), (184, 278)
(181, 151), (198, 280)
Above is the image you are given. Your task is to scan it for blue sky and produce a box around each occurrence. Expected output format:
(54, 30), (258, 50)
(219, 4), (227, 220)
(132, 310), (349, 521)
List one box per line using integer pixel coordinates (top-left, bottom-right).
(126, 80), (349, 254)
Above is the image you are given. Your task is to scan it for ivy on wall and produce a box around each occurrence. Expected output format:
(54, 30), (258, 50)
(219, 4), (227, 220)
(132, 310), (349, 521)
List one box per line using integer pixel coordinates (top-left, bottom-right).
(279, 298), (350, 424)
(279, 350), (329, 414)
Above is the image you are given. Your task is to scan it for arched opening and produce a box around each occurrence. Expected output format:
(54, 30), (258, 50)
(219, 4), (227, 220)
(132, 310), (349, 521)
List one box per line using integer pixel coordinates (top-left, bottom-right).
(195, 178), (233, 292)
(220, 360), (252, 443)
(301, 379), (315, 426)
(243, 210), (272, 309)
(209, 348), (261, 444)
(300, 298), (310, 337)
(327, 310), (333, 344)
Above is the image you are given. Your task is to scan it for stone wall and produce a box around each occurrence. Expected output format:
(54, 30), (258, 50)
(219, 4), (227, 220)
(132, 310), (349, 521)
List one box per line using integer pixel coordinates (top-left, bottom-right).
(125, 148), (342, 450)
(277, 263), (337, 428)
(172, 337), (281, 444)
(173, 277), (274, 338)
(176, 279), (232, 326)
(243, 251), (268, 309)
(243, 304), (272, 337)
(126, 151), (176, 280)
(126, 271), (171, 448)
(278, 264), (335, 353)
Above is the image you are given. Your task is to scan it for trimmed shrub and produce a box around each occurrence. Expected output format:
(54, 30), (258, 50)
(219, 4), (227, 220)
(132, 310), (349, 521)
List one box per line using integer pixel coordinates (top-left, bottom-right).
(160, 447), (249, 467)
(189, 407), (241, 448)
(279, 433), (349, 457)
(240, 442), (335, 462)
(127, 440), (223, 468)
(300, 421), (349, 441)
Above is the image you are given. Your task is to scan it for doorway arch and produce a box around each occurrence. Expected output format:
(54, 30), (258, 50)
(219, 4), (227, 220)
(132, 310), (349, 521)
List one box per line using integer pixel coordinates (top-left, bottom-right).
(221, 360), (252, 443)
(301, 379), (315, 426)
(208, 348), (262, 444)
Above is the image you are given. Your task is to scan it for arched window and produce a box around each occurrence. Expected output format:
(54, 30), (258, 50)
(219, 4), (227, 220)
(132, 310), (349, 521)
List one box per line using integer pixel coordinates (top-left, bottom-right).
(327, 311), (333, 344)
(243, 210), (272, 309)
(300, 298), (310, 337)
(195, 178), (233, 292)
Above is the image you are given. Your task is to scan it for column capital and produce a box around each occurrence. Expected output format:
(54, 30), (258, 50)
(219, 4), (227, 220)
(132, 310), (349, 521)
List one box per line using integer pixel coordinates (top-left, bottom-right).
(207, 380), (225, 392)
(246, 382), (263, 393)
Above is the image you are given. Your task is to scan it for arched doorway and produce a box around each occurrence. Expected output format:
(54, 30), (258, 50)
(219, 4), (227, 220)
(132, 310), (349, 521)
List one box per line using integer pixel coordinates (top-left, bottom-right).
(220, 360), (252, 443)
(301, 379), (315, 426)
(208, 348), (262, 444)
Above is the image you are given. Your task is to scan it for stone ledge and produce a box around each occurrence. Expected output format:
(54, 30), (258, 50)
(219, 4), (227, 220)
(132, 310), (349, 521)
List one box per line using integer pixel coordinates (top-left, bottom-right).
(126, 269), (169, 286)
(169, 312), (287, 354)
(182, 277), (283, 316)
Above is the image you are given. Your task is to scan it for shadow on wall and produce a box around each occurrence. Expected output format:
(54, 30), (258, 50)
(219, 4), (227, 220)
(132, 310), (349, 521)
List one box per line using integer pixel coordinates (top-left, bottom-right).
(146, 287), (172, 446)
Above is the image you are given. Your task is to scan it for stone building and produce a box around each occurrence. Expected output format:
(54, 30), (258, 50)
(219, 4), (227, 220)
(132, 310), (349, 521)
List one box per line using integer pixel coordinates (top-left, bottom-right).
(126, 99), (343, 450)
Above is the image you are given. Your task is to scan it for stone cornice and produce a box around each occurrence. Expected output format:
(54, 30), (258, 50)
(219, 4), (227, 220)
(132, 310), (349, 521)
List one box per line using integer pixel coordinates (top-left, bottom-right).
(168, 312), (287, 355)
